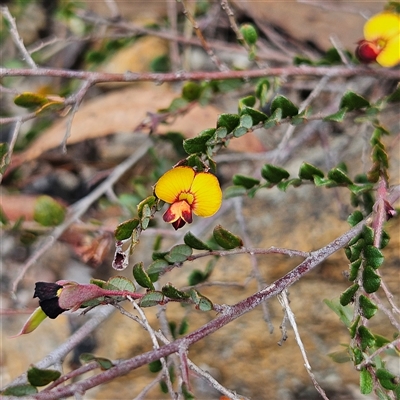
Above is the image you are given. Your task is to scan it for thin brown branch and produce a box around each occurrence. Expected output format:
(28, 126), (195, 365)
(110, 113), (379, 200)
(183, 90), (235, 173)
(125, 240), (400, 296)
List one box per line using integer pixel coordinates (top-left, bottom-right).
(1, 65), (399, 84)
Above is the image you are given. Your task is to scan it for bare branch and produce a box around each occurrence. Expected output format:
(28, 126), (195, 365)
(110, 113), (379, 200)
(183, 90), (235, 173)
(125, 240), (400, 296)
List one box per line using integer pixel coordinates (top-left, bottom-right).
(1, 65), (399, 84)
(278, 291), (329, 400)
(0, 6), (38, 69)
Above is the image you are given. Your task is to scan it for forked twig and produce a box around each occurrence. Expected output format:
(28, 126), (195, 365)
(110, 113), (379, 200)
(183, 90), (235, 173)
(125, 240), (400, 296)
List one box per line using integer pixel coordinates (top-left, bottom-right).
(278, 290), (329, 400)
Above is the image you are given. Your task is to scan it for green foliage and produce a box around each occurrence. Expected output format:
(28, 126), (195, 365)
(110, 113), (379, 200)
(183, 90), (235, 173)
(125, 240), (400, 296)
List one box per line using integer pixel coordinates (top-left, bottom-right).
(79, 354), (114, 370)
(27, 367), (61, 387)
(213, 225), (243, 249)
(33, 196), (66, 226)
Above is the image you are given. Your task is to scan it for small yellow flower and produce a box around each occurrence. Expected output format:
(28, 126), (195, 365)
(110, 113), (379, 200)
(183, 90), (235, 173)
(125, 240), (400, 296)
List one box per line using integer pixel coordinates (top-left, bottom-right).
(356, 12), (400, 67)
(155, 166), (222, 230)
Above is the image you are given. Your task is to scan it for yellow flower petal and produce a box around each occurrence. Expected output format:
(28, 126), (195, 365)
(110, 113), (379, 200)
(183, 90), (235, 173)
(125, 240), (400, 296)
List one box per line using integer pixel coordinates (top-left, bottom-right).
(377, 34), (400, 67)
(155, 166), (195, 204)
(364, 12), (400, 41)
(190, 172), (222, 217)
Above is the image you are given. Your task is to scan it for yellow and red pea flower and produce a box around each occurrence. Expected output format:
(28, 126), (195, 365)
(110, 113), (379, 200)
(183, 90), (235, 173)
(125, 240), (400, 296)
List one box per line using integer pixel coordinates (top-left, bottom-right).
(154, 166), (222, 230)
(356, 11), (400, 67)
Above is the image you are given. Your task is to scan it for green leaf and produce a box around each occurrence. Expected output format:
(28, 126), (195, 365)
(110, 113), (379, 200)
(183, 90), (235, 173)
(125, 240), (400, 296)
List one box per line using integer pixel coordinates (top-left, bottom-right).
(358, 326), (376, 351)
(137, 196), (156, 219)
(183, 128), (215, 154)
(312, 176), (334, 187)
(239, 114), (253, 129)
(115, 218), (140, 240)
(364, 245), (384, 269)
(298, 162), (324, 180)
(182, 382), (196, 400)
(362, 265), (381, 293)
(133, 262), (155, 290)
(352, 347), (364, 365)
(3, 384), (38, 396)
(196, 293), (214, 312)
(232, 126), (248, 138)
(339, 91), (370, 111)
(184, 231), (212, 251)
(240, 106), (268, 125)
(238, 95), (256, 109)
(217, 113), (240, 133)
(380, 230), (390, 249)
(106, 276), (135, 292)
(348, 259), (362, 281)
(14, 92), (49, 108)
(182, 82), (202, 102)
(79, 353), (114, 370)
(387, 82), (400, 103)
(360, 368), (374, 394)
(148, 360), (162, 373)
(348, 183), (374, 195)
(277, 178), (302, 191)
(255, 78), (270, 107)
(162, 284), (190, 300)
(261, 164), (290, 183)
(328, 350), (351, 363)
(340, 283), (359, 306)
(213, 225), (243, 249)
(224, 185), (248, 198)
(270, 95), (299, 118)
(349, 316), (361, 338)
(264, 107), (282, 128)
(164, 244), (193, 263)
(376, 368), (398, 390)
(347, 210), (364, 227)
(239, 23), (258, 45)
(323, 108), (347, 122)
(188, 270), (206, 286)
(27, 367), (61, 387)
(232, 174), (260, 189)
(359, 295), (378, 319)
(324, 298), (353, 327)
(179, 318), (189, 335)
(140, 291), (164, 307)
(33, 195), (66, 226)
(327, 167), (353, 185)
(147, 259), (170, 275)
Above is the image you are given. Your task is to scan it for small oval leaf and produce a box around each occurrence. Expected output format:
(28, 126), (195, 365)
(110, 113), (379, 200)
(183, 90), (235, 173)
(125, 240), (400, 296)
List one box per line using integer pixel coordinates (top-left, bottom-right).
(184, 231), (212, 251)
(360, 368), (373, 395)
(213, 225), (243, 249)
(27, 367), (61, 387)
(115, 218), (140, 240)
(261, 164), (290, 184)
(164, 244), (193, 263)
(363, 245), (384, 269)
(298, 162), (325, 180)
(270, 95), (299, 118)
(359, 295), (378, 319)
(133, 262), (155, 290)
(162, 284), (190, 300)
(327, 167), (353, 185)
(340, 283), (359, 306)
(217, 113), (240, 133)
(34, 195), (66, 227)
(140, 291), (164, 307)
(340, 91), (370, 111)
(362, 265), (381, 293)
(232, 174), (260, 189)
